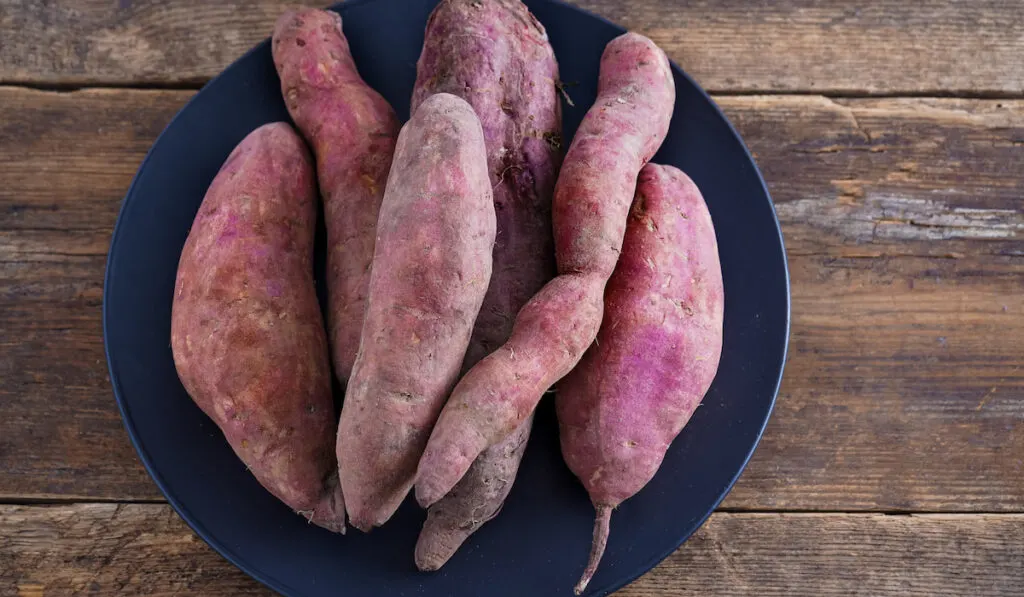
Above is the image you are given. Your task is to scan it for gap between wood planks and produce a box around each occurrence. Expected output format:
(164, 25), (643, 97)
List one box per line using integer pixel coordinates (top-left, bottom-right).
(2, 495), (1024, 518)
(6, 79), (1024, 101)
(2, 496), (1022, 516)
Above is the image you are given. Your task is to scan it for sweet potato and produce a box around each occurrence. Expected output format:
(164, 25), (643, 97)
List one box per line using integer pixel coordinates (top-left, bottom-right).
(410, 0), (562, 570)
(170, 122), (344, 533)
(416, 32), (675, 508)
(414, 419), (531, 569)
(557, 164), (724, 594)
(337, 93), (496, 531)
(272, 8), (400, 384)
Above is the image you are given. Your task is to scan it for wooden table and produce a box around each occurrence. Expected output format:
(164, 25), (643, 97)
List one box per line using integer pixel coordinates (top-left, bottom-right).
(2, 1), (1022, 595)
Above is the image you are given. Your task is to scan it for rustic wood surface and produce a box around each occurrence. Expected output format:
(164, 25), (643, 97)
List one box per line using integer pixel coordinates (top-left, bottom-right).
(0, 0), (1021, 595)
(2, 506), (1022, 596)
(3, 0), (1023, 94)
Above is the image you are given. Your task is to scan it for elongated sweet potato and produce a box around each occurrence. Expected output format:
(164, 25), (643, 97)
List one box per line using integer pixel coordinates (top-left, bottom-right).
(273, 8), (400, 384)
(416, 32), (675, 509)
(410, 0), (562, 570)
(337, 93), (496, 532)
(557, 164), (724, 594)
(171, 122), (345, 533)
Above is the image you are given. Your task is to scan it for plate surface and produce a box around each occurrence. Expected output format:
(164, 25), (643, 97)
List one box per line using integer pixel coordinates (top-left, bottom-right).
(103, 1), (790, 595)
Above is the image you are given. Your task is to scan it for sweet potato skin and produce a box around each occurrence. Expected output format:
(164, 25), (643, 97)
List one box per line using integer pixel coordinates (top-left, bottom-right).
(337, 93), (496, 532)
(411, 0), (561, 570)
(559, 163), (724, 503)
(557, 163), (724, 593)
(412, 0), (560, 365)
(170, 122), (344, 533)
(416, 32), (675, 508)
(414, 415), (530, 570)
(272, 8), (400, 384)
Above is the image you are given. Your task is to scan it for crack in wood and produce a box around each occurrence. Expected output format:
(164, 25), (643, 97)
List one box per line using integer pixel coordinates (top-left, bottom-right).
(777, 194), (1024, 242)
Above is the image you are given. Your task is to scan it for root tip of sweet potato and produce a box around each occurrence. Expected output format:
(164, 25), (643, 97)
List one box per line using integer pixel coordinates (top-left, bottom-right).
(317, 518), (347, 535)
(414, 551), (444, 573)
(575, 504), (613, 595)
(345, 507), (379, 533)
(348, 518), (374, 533)
(310, 472), (347, 534)
(415, 521), (461, 572)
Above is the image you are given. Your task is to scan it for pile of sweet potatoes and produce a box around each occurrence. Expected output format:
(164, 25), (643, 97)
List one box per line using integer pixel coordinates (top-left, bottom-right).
(170, 0), (724, 590)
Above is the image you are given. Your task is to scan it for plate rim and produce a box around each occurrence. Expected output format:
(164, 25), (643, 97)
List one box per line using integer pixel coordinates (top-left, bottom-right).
(102, 0), (791, 595)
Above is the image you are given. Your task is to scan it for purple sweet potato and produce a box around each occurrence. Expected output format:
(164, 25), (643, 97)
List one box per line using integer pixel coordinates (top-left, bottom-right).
(410, 0), (562, 570)
(337, 93), (496, 532)
(416, 32), (675, 509)
(273, 8), (400, 384)
(170, 122), (344, 533)
(558, 164), (724, 594)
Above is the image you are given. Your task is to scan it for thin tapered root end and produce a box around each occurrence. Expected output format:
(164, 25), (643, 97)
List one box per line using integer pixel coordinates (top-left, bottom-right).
(574, 504), (612, 595)
(304, 471), (346, 534)
(414, 542), (448, 572)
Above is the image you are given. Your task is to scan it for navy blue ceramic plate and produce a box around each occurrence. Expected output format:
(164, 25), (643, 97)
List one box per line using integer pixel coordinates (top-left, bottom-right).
(103, 0), (789, 595)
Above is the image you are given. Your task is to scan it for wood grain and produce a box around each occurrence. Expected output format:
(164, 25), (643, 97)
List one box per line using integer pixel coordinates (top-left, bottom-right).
(1, 88), (1021, 510)
(1, 1), (1022, 95)
(0, 87), (185, 232)
(0, 504), (269, 596)
(0, 88), (188, 501)
(2, 505), (1022, 596)
(618, 513), (1024, 596)
(722, 95), (1024, 510)
(0, 0), (318, 87)
(574, 0), (1024, 96)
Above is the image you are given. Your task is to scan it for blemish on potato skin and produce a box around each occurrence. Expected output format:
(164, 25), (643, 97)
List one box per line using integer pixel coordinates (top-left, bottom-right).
(360, 173), (378, 194)
(542, 130), (562, 150)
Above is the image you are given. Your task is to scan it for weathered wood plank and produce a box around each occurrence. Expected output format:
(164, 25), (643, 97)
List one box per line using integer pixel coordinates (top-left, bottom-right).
(576, 0), (1024, 96)
(2, 506), (1022, 596)
(1, 88), (1021, 509)
(5, 90), (1021, 241)
(719, 94), (1024, 510)
(0, 87), (182, 499)
(724, 95), (1024, 257)
(0, 250), (158, 500)
(619, 513), (1024, 596)
(724, 254), (1024, 511)
(0, 504), (270, 596)
(0, 0), (316, 87)
(1, 1), (1022, 95)
(0, 88), (188, 232)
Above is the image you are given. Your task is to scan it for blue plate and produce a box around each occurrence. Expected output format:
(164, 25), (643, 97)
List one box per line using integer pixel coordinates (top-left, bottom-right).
(103, 0), (790, 595)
